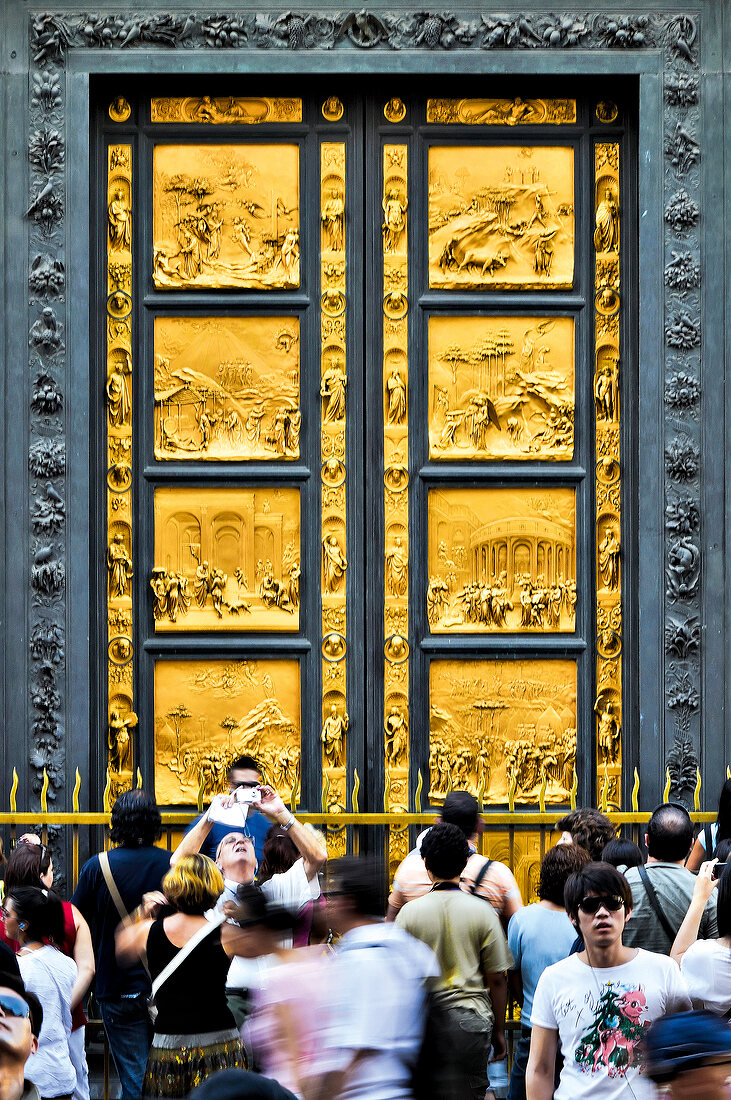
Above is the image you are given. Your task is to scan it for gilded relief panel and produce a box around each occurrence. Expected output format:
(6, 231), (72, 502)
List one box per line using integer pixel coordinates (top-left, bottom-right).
(154, 317), (300, 461)
(154, 658), (301, 806)
(152, 143), (300, 289)
(428, 315), (574, 460)
(428, 145), (574, 290)
(429, 659), (577, 805)
(428, 487), (576, 633)
(426, 98), (576, 126)
(152, 486), (300, 631)
(151, 97), (302, 124)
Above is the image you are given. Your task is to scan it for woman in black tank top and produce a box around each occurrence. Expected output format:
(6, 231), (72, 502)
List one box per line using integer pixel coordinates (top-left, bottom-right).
(116, 854), (251, 1097)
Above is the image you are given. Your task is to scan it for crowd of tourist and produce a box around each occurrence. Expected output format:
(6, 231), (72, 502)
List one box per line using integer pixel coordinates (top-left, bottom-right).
(2, 757), (731, 1100)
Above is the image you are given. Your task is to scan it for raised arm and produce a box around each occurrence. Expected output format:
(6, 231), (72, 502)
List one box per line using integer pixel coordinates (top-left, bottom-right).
(258, 786), (327, 880)
(115, 891), (166, 965)
(170, 808), (216, 866)
(670, 858), (718, 964)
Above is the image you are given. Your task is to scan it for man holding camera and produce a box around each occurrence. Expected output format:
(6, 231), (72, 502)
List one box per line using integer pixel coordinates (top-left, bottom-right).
(183, 754), (271, 863)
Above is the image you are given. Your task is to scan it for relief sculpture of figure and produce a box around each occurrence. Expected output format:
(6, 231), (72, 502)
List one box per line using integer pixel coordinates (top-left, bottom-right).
(193, 560), (210, 607)
(108, 708), (137, 776)
(107, 533), (133, 599)
(150, 568), (168, 619)
(386, 535), (408, 598)
(594, 185), (620, 252)
(106, 351), (132, 428)
(382, 187), (407, 253)
(386, 368), (407, 425)
(384, 706), (408, 767)
(322, 704), (348, 768)
(323, 534), (348, 593)
(321, 188), (344, 251)
(108, 187), (131, 250)
(598, 527), (620, 590)
(596, 700), (621, 764)
(594, 360), (619, 421)
(320, 358), (347, 422)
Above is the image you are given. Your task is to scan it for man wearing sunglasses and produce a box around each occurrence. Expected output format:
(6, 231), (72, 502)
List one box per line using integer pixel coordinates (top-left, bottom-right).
(182, 755), (271, 863)
(527, 862), (691, 1100)
(0, 962), (44, 1100)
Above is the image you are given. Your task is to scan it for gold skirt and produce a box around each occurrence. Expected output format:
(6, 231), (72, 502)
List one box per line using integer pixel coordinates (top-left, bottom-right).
(143, 1029), (247, 1098)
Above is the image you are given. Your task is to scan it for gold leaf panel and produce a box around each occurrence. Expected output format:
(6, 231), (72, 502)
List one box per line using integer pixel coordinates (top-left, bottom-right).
(151, 97), (302, 124)
(154, 659), (301, 806)
(154, 317), (300, 461)
(428, 145), (574, 290)
(153, 486), (300, 632)
(428, 487), (576, 633)
(426, 98), (576, 126)
(429, 315), (574, 460)
(153, 144), (300, 289)
(430, 658), (577, 805)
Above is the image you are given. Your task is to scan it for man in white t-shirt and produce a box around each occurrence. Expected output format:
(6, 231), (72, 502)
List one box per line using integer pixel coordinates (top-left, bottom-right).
(527, 861), (691, 1100)
(172, 784), (326, 1025)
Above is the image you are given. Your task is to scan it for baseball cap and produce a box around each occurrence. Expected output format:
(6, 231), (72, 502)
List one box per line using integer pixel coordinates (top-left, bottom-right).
(645, 1010), (731, 1082)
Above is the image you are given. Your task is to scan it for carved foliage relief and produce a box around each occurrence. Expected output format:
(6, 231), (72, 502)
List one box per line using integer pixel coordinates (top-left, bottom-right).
(154, 659), (301, 806)
(428, 145), (574, 290)
(429, 659), (577, 805)
(152, 487), (300, 632)
(154, 316), (300, 461)
(152, 143), (300, 289)
(428, 488), (576, 634)
(429, 315), (575, 460)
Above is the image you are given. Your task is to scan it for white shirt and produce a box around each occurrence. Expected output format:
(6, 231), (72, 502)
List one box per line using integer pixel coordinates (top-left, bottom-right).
(531, 948), (691, 1100)
(680, 937), (731, 1012)
(223, 857), (321, 991)
(19, 945), (78, 1098)
(322, 922), (439, 1099)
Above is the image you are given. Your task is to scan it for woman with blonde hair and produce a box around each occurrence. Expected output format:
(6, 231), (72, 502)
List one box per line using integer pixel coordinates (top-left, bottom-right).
(116, 853), (251, 1097)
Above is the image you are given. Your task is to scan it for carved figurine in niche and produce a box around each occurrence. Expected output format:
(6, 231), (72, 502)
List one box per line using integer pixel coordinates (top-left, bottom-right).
(321, 358), (347, 422)
(428, 145), (574, 290)
(594, 357), (619, 422)
(323, 534), (347, 593)
(598, 526), (620, 590)
(107, 533), (133, 599)
(385, 706), (408, 767)
(596, 699), (621, 764)
(386, 367), (407, 425)
(382, 187), (407, 253)
(321, 187), (344, 251)
(107, 350), (132, 428)
(153, 487), (300, 632)
(108, 708), (137, 775)
(386, 536), (408, 598)
(429, 316), (574, 461)
(322, 705), (348, 768)
(153, 144), (300, 290)
(108, 187), (131, 251)
(594, 186), (619, 253)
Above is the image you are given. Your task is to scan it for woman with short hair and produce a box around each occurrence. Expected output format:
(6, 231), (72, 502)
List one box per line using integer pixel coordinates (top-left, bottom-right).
(116, 853), (251, 1097)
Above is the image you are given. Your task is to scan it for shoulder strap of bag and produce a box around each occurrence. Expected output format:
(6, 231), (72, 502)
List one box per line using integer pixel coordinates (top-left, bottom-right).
(99, 850), (151, 978)
(151, 911), (226, 1001)
(468, 857), (493, 896)
(637, 864), (677, 945)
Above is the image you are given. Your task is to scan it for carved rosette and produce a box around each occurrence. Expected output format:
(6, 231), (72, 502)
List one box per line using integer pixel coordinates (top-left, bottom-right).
(320, 140), (347, 856)
(383, 143), (410, 871)
(594, 142), (622, 810)
(106, 143), (134, 805)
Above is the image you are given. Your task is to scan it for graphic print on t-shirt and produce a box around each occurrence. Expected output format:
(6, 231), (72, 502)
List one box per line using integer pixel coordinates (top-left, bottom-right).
(575, 982), (649, 1077)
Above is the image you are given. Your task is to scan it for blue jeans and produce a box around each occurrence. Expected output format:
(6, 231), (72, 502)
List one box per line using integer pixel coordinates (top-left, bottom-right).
(507, 1029), (531, 1100)
(99, 994), (153, 1100)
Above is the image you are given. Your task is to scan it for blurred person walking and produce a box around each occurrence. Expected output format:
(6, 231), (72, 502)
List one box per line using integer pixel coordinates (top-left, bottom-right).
(71, 791), (171, 1100)
(387, 792), (522, 930)
(527, 862), (691, 1100)
(645, 1010), (731, 1100)
(1, 843), (93, 1100)
(396, 822), (513, 1100)
(623, 803), (717, 953)
(506, 844), (591, 1100)
(3, 888), (76, 1100)
(671, 859), (731, 1013)
(115, 854), (249, 1097)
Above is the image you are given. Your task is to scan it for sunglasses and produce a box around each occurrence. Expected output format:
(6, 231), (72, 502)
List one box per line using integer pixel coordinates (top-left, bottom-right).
(0, 993), (30, 1020)
(578, 894), (625, 914)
